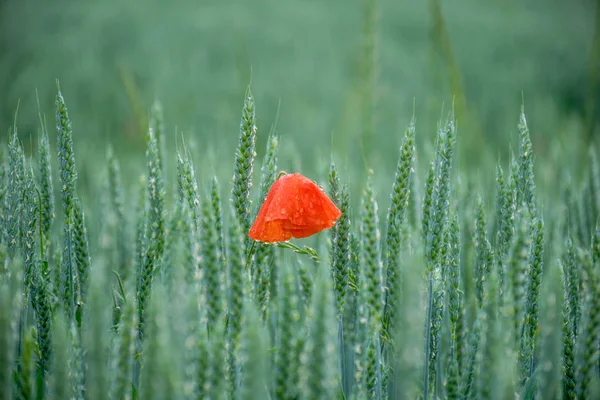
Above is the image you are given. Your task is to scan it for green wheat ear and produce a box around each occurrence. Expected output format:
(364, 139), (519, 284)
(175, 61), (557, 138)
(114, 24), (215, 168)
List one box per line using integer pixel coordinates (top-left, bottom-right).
(39, 129), (54, 256)
(180, 201), (199, 285)
(302, 265), (337, 399)
(561, 246), (577, 400)
(360, 175), (383, 331)
(232, 85), (257, 239)
(176, 149), (202, 235)
(428, 115), (456, 269)
(253, 132), (279, 316)
(562, 235), (580, 340)
(428, 263), (444, 398)
(516, 106), (537, 216)
(329, 161), (351, 397)
(330, 175), (351, 317)
(56, 87), (78, 223)
(210, 177), (225, 266)
(162, 190), (186, 285)
(494, 163), (516, 302)
(226, 204), (247, 399)
(134, 175), (148, 294)
(0, 256), (23, 400)
(327, 160), (344, 310)
(31, 262), (52, 395)
(422, 161), (435, 243)
(55, 87), (80, 323)
(150, 100), (166, 177)
(72, 198), (91, 307)
(239, 300), (269, 400)
(423, 114), (455, 400)
(176, 152), (187, 206)
(107, 147), (128, 281)
(384, 118), (416, 324)
(579, 240), (600, 399)
(359, 175), (384, 398)
(5, 129), (25, 258)
(200, 183), (223, 329)
(518, 216), (544, 388)
(474, 196), (493, 309)
(446, 213), (464, 400)
(275, 262), (301, 400)
(508, 206), (532, 346)
(137, 125), (166, 337)
(23, 166), (38, 292)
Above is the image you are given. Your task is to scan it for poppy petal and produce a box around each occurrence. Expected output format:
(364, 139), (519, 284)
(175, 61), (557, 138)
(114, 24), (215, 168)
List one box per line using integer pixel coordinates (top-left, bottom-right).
(260, 219), (293, 242)
(248, 177), (283, 241)
(263, 173), (302, 222)
(264, 174), (339, 227)
(289, 224), (325, 239)
(248, 172), (342, 242)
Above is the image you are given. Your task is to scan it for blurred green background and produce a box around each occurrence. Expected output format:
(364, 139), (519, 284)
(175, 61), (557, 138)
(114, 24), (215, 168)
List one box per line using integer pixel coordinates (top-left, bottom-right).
(1, 0), (599, 192)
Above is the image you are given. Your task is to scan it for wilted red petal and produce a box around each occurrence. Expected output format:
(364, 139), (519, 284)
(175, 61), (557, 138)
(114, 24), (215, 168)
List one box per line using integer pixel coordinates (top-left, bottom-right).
(248, 178), (286, 242)
(248, 173), (342, 243)
(289, 224), (325, 239)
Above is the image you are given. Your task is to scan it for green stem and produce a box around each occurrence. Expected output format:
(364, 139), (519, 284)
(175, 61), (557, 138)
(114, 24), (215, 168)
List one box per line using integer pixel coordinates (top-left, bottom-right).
(423, 272), (434, 400)
(275, 241), (320, 262)
(245, 240), (257, 269)
(36, 187), (44, 260)
(338, 316), (348, 398)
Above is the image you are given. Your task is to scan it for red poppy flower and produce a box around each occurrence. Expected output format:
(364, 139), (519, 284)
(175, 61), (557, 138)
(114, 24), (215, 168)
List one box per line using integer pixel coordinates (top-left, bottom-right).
(248, 172), (342, 243)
